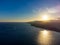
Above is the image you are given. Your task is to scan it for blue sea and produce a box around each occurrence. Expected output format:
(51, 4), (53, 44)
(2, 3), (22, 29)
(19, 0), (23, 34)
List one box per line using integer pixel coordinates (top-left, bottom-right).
(0, 22), (60, 45)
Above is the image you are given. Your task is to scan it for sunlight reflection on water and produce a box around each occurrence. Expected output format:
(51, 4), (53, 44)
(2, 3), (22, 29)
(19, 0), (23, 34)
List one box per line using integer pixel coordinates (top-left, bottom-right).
(37, 30), (53, 45)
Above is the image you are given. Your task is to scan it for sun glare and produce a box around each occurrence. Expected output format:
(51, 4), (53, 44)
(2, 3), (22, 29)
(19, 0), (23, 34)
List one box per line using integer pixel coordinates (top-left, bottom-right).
(42, 30), (48, 35)
(41, 15), (50, 21)
(37, 30), (52, 45)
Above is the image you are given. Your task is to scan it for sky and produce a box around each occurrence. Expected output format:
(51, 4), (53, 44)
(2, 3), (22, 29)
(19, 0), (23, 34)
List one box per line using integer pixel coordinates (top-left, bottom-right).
(0, 0), (60, 22)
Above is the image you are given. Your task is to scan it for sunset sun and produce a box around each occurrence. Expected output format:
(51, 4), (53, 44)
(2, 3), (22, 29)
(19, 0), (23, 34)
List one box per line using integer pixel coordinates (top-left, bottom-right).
(41, 15), (50, 21)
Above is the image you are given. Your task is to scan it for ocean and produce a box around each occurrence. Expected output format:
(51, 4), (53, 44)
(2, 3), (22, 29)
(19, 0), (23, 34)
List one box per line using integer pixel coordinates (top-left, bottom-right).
(0, 22), (60, 45)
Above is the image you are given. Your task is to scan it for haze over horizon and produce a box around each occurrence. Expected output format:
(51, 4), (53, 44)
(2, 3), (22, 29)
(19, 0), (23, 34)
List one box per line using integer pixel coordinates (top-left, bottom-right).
(0, 0), (60, 22)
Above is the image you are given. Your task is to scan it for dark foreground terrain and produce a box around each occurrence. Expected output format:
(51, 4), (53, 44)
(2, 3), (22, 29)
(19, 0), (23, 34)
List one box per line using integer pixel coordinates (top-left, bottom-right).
(28, 20), (60, 32)
(0, 22), (60, 45)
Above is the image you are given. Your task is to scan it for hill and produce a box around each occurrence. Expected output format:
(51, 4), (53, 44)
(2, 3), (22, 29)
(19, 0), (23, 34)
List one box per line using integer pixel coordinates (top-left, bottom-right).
(28, 20), (60, 32)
